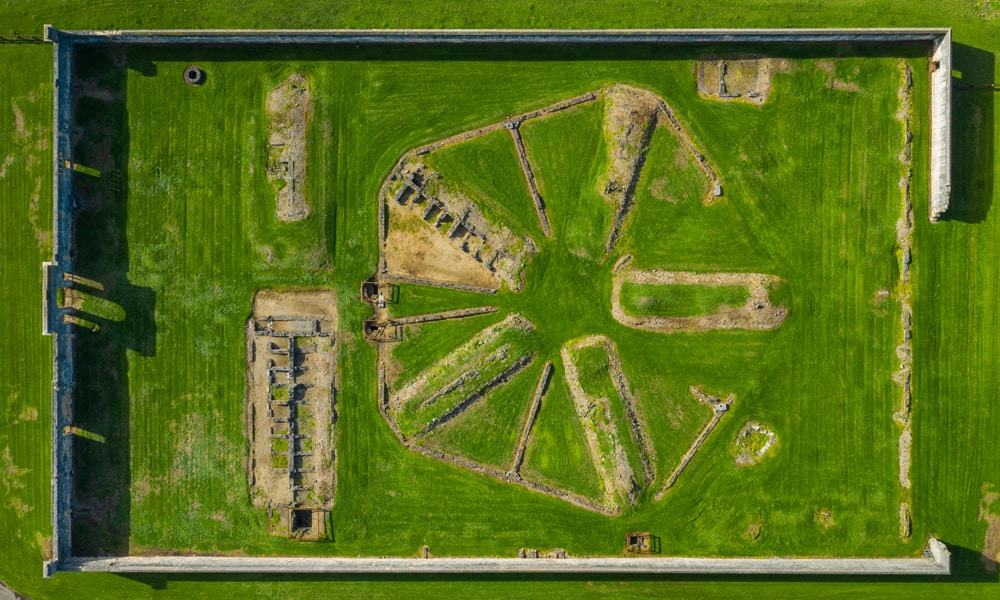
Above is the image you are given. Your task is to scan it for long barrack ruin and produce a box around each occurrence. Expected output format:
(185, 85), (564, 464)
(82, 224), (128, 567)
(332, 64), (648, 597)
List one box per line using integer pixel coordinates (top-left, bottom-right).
(43, 26), (953, 577)
(245, 290), (337, 541)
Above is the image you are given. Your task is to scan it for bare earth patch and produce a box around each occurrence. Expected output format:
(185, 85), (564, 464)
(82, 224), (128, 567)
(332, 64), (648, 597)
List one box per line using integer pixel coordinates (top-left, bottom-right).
(266, 73), (313, 222)
(13, 406), (38, 424)
(742, 519), (763, 541)
(1, 447), (29, 516)
(816, 59), (861, 92)
(814, 509), (836, 529)
(385, 199), (502, 291)
(696, 57), (793, 105)
(246, 289), (336, 539)
(980, 483), (1000, 572)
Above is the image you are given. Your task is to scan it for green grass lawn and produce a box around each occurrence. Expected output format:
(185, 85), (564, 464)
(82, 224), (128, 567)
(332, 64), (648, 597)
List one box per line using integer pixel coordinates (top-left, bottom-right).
(619, 282), (752, 318)
(424, 129), (545, 242)
(43, 39), (945, 560)
(422, 359), (543, 469)
(0, 3), (998, 599)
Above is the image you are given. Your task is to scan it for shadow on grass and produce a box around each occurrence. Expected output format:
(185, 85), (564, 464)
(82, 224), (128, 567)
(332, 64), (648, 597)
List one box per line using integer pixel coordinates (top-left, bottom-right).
(942, 43), (995, 223)
(118, 39), (931, 65)
(70, 45), (156, 557)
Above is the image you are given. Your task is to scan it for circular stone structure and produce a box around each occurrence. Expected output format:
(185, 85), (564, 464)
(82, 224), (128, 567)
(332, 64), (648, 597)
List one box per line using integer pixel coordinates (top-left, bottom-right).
(183, 65), (206, 86)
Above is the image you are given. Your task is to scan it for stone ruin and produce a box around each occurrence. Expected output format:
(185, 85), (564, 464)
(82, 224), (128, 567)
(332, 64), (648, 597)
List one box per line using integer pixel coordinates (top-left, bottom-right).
(696, 57), (783, 105)
(383, 159), (537, 292)
(246, 291), (336, 540)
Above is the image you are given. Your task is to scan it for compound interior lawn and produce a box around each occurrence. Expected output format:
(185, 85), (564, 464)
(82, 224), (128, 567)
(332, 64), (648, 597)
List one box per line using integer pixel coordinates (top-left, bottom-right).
(52, 44), (921, 560)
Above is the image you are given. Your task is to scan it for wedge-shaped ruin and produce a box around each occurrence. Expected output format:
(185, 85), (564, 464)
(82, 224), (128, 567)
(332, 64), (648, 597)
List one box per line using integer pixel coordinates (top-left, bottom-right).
(382, 158), (538, 293)
(600, 85), (723, 253)
(561, 335), (654, 513)
(389, 313), (539, 438)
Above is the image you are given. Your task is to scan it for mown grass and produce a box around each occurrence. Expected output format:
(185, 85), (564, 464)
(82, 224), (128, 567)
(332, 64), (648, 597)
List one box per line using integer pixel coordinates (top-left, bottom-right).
(58, 47), (911, 559)
(0, 3), (998, 598)
(619, 282), (751, 318)
(422, 360), (543, 469)
(521, 374), (605, 500)
(424, 128), (544, 241)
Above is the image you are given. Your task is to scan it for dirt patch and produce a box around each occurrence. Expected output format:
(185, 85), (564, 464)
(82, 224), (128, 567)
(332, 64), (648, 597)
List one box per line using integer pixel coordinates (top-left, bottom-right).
(266, 73), (313, 222)
(28, 176), (50, 249)
(252, 289), (336, 319)
(898, 427), (912, 489)
(696, 57), (792, 105)
(829, 79), (861, 92)
(742, 519), (762, 541)
(732, 421), (777, 466)
(980, 483), (1000, 571)
(649, 177), (680, 204)
(611, 263), (788, 333)
(12, 103), (27, 138)
(814, 509), (836, 529)
(246, 289), (336, 539)
(1, 447), (29, 515)
(133, 475), (155, 505)
(35, 531), (53, 561)
(816, 59), (861, 92)
(385, 201), (502, 291)
(12, 407), (38, 424)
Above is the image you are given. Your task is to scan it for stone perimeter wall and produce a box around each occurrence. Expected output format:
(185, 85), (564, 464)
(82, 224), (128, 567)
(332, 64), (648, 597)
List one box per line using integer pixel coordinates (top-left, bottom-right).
(929, 30), (952, 221)
(41, 26), (953, 577)
(61, 537), (949, 575)
(42, 30), (77, 578)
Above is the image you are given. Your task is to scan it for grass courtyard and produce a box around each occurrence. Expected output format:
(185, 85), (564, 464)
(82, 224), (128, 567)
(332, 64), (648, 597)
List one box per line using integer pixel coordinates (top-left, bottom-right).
(59, 43), (920, 558)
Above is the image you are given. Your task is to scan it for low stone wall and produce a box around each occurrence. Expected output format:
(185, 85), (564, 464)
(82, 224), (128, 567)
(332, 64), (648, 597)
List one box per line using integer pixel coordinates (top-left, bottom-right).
(61, 538), (950, 574)
(929, 30), (952, 221)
